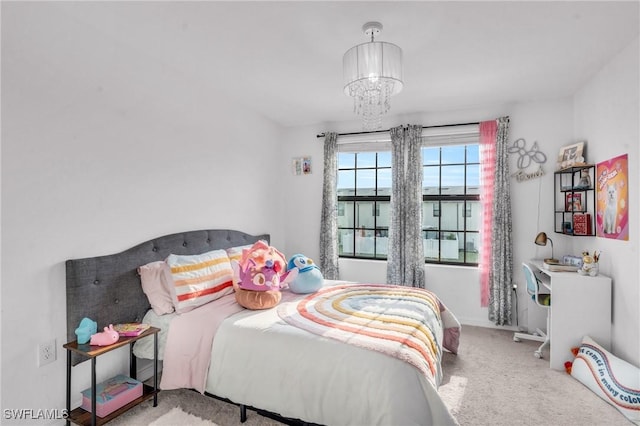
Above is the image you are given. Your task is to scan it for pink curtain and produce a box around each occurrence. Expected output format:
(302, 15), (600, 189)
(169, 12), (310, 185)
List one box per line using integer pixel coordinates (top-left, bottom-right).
(479, 120), (497, 307)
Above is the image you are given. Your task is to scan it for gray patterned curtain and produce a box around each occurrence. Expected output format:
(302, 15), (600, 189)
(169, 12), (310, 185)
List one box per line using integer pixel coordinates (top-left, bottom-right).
(387, 126), (405, 284)
(386, 125), (425, 288)
(319, 132), (339, 280)
(488, 117), (513, 325)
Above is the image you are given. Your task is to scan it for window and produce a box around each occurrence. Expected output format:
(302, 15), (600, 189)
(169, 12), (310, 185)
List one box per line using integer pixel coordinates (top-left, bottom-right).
(337, 130), (480, 266)
(337, 152), (391, 259)
(422, 144), (480, 265)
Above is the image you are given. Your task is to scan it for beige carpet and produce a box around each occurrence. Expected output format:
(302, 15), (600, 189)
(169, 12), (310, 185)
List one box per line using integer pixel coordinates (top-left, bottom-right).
(110, 325), (628, 425)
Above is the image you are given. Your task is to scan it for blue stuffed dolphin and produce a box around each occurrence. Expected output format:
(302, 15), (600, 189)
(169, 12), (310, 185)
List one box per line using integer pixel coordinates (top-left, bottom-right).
(286, 254), (324, 294)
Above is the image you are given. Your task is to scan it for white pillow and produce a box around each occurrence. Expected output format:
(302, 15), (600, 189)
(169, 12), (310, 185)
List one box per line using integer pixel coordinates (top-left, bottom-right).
(570, 335), (640, 425)
(165, 249), (234, 314)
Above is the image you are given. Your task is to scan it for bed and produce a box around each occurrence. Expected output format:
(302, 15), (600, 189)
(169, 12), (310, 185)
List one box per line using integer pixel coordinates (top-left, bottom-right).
(66, 229), (460, 425)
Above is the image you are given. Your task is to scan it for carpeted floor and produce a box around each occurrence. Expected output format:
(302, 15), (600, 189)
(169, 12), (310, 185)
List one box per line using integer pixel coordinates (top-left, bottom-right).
(110, 325), (628, 426)
(438, 326), (628, 426)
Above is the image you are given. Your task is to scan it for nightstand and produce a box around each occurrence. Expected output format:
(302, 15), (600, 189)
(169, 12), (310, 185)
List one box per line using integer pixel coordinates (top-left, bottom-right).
(63, 326), (160, 426)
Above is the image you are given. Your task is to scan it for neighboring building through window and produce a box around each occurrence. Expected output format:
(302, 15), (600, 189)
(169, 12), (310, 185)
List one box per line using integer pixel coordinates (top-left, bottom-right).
(337, 151), (391, 260)
(421, 143), (480, 265)
(337, 129), (480, 266)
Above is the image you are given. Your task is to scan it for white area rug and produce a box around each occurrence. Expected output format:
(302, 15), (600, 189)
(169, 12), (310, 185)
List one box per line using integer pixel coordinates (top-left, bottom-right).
(149, 407), (219, 426)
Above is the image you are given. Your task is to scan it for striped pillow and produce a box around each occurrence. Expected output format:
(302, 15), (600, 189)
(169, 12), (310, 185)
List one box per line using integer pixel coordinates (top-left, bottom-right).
(166, 249), (234, 314)
(225, 244), (254, 264)
(225, 244), (254, 284)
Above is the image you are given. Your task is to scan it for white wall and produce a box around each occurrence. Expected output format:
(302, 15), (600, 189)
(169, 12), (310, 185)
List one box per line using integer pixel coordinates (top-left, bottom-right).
(572, 36), (640, 364)
(1, 5), (284, 422)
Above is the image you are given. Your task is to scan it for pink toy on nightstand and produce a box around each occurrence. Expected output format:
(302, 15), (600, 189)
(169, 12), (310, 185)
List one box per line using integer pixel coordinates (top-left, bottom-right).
(90, 324), (119, 346)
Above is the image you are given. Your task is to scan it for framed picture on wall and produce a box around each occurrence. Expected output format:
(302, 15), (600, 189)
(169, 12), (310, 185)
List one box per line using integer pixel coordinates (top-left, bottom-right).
(292, 158), (303, 175)
(302, 157), (312, 174)
(292, 156), (312, 175)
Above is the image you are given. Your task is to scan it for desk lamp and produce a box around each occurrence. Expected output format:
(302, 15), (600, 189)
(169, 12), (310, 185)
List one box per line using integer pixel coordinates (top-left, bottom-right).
(535, 232), (558, 264)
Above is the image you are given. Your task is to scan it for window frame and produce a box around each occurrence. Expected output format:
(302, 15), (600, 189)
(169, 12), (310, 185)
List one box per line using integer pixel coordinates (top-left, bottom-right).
(337, 152), (391, 260)
(336, 126), (480, 266)
(421, 143), (480, 266)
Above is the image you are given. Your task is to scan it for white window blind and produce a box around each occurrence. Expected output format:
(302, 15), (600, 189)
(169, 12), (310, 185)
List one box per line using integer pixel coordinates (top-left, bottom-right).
(337, 132), (392, 153)
(336, 123), (479, 152)
(421, 124), (479, 146)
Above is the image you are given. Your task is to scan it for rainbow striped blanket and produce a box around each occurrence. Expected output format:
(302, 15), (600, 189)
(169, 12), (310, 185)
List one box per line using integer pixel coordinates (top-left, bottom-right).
(277, 283), (460, 386)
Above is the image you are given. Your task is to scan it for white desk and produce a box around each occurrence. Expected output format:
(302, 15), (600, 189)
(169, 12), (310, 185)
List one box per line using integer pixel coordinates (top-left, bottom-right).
(528, 260), (612, 370)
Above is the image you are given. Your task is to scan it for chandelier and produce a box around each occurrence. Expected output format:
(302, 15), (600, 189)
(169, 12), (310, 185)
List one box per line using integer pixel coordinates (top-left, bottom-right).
(343, 22), (403, 130)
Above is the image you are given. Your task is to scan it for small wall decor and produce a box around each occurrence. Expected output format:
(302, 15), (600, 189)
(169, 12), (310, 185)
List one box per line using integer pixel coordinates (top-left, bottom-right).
(596, 153), (628, 240)
(557, 141), (586, 170)
(508, 138), (547, 182)
(292, 156), (312, 175)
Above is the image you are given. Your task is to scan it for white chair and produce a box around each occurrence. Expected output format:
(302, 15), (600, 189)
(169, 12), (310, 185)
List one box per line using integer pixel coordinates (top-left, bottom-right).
(513, 262), (551, 359)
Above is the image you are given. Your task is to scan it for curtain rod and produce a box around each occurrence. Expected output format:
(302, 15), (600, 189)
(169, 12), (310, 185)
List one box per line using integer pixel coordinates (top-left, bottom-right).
(316, 121), (483, 139)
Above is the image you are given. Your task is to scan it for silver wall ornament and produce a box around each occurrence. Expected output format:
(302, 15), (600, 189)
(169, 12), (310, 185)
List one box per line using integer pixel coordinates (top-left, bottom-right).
(508, 138), (547, 182)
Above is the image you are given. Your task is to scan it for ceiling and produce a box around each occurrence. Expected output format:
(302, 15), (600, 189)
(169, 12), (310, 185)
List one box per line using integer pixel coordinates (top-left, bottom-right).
(4, 1), (639, 129)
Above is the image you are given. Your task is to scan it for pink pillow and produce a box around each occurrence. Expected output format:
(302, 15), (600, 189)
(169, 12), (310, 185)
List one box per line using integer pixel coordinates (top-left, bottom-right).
(138, 261), (175, 315)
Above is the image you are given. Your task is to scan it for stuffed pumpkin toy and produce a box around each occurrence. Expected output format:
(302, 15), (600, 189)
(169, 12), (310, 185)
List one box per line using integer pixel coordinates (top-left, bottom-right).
(232, 241), (290, 310)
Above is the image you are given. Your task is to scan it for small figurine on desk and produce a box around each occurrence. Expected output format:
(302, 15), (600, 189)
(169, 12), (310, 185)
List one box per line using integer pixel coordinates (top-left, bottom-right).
(90, 324), (119, 346)
(579, 251), (600, 276)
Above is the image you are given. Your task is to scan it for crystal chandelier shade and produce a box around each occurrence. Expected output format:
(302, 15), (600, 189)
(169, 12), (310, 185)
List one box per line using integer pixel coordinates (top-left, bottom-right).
(343, 22), (403, 130)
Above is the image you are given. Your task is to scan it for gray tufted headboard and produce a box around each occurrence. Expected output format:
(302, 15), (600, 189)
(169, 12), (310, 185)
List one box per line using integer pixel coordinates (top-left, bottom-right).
(65, 229), (269, 365)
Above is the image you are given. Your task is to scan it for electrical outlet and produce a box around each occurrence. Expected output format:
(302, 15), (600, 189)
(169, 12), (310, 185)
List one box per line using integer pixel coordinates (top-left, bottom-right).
(38, 339), (56, 367)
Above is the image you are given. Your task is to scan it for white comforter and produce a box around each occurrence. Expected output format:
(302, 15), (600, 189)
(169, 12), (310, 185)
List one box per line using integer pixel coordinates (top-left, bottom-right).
(137, 281), (458, 425)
